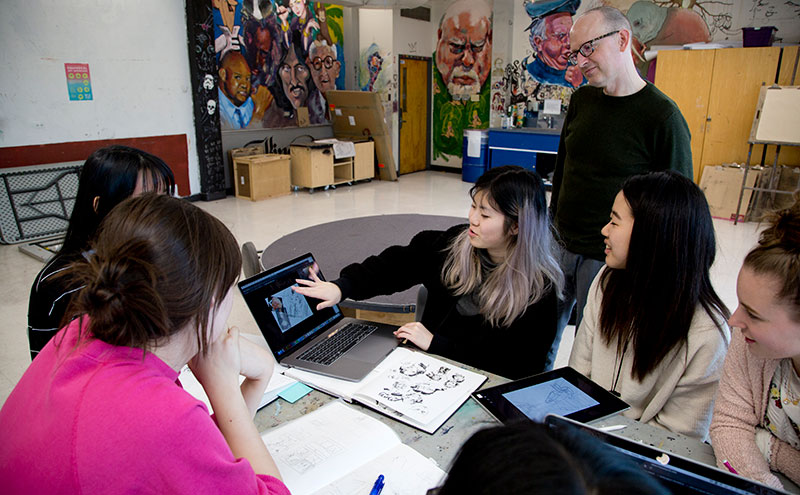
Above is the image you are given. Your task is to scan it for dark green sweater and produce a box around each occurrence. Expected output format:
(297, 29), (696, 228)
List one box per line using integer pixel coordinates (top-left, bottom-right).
(551, 82), (693, 260)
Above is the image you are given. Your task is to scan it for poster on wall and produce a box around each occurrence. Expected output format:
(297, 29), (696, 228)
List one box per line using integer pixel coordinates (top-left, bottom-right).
(432, 0), (493, 167)
(212, 0), (345, 130)
(64, 63), (93, 101)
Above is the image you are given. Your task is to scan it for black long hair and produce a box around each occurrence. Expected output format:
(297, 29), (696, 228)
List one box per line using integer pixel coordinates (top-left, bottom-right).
(60, 146), (175, 256)
(599, 171), (729, 381)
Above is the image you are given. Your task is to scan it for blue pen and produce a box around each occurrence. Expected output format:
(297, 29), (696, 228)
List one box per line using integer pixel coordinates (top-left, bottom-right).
(369, 474), (385, 495)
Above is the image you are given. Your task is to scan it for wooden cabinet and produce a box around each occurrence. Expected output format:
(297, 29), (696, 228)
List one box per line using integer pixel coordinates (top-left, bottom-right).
(655, 46), (800, 183)
(290, 140), (375, 191)
(233, 154), (291, 201)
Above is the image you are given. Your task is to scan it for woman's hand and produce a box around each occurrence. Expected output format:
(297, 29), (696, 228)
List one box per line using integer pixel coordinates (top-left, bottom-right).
(293, 267), (342, 310)
(239, 335), (275, 382)
(239, 335), (276, 417)
(394, 322), (433, 351)
(189, 327), (242, 397)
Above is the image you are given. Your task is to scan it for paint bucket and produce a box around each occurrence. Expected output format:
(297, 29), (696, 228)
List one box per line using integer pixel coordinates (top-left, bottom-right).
(462, 130), (489, 183)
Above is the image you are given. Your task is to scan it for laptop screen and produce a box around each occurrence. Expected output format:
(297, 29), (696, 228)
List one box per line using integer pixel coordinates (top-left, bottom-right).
(238, 253), (342, 358)
(544, 415), (787, 495)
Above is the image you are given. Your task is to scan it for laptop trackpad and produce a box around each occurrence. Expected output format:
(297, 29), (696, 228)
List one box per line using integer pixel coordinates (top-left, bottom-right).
(347, 330), (397, 363)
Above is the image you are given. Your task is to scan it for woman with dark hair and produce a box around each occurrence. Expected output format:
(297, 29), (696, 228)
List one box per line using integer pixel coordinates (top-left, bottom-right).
(569, 170), (730, 440)
(710, 198), (800, 489)
(1, 194), (288, 494)
(294, 165), (564, 379)
(27, 145), (175, 360)
(432, 422), (668, 495)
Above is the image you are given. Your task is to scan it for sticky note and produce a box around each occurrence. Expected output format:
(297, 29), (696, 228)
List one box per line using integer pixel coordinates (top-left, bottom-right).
(278, 382), (313, 403)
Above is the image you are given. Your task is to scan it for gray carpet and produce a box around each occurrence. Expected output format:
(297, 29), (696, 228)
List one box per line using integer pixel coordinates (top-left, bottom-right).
(261, 214), (466, 312)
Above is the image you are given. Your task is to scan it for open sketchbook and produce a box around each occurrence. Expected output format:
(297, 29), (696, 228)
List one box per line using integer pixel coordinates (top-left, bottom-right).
(261, 401), (446, 495)
(284, 347), (486, 433)
(179, 365), (296, 414)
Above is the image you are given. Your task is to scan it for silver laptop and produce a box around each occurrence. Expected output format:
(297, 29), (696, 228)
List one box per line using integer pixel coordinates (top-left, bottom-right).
(238, 253), (399, 381)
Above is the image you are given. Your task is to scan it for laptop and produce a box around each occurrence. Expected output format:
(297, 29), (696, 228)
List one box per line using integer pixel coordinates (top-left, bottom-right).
(238, 253), (399, 381)
(544, 414), (790, 495)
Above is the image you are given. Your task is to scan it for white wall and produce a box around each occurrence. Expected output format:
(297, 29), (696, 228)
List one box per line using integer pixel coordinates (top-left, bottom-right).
(0, 0), (200, 194)
(359, 9), (396, 168)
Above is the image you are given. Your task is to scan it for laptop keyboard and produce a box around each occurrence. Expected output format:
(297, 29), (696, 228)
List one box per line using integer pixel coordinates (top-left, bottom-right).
(297, 322), (379, 366)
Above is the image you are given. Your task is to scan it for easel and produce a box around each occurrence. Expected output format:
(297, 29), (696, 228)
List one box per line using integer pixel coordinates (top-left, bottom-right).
(734, 84), (800, 224)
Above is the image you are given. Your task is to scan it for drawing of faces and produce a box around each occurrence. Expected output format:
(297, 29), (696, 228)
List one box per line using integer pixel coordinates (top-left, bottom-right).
(411, 382), (442, 395)
(203, 74), (215, 90)
(444, 373), (465, 389)
(399, 361), (426, 377)
(207, 99), (217, 114)
(426, 366), (451, 381)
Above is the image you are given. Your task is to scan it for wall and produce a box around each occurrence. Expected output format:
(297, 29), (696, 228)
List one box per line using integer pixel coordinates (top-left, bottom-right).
(358, 9), (396, 167)
(0, 0), (200, 194)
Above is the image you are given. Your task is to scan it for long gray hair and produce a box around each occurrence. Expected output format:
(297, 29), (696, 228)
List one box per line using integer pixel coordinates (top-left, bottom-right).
(442, 166), (563, 327)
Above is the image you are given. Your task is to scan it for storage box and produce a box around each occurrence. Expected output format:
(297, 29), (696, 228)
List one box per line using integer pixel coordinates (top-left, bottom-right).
(699, 164), (761, 221)
(289, 139), (375, 191)
(742, 26), (777, 47)
(233, 154), (290, 201)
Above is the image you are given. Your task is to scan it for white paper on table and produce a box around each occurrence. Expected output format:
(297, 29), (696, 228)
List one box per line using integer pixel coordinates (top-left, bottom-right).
(179, 364), (295, 414)
(542, 99), (561, 115)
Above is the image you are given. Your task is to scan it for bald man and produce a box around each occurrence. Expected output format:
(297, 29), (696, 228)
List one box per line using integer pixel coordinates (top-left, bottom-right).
(217, 51), (254, 129)
(547, 6), (692, 368)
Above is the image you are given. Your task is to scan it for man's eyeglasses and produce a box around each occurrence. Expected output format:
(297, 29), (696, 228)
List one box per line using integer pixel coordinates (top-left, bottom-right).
(311, 56), (335, 70)
(567, 30), (619, 66)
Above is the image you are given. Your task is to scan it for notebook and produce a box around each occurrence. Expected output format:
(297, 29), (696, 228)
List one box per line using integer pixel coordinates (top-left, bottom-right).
(261, 400), (446, 494)
(544, 415), (789, 495)
(282, 347), (487, 433)
(238, 253), (399, 381)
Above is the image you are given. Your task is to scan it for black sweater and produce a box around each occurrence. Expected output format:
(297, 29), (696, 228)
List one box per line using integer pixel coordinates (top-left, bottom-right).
(333, 225), (558, 379)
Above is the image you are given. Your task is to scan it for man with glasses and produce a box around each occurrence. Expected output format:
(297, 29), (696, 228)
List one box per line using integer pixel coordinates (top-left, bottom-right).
(547, 6), (692, 368)
(306, 40), (340, 123)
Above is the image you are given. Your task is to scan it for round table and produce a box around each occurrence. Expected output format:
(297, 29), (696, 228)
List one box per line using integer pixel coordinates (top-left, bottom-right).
(261, 214), (466, 313)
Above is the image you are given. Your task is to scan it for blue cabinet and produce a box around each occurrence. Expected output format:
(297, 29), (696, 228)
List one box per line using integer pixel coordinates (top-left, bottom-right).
(487, 128), (561, 174)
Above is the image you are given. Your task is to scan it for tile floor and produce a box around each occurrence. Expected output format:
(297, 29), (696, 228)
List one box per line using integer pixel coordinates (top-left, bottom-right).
(0, 170), (762, 406)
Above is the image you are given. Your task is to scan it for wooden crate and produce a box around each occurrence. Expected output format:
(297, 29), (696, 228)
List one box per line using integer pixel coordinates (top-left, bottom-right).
(233, 154), (290, 201)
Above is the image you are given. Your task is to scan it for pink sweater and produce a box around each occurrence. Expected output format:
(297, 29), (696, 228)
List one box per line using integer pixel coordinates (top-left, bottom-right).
(710, 329), (800, 489)
(0, 318), (290, 495)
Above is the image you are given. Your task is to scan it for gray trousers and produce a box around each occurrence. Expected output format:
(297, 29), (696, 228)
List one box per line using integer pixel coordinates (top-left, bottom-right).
(545, 248), (604, 370)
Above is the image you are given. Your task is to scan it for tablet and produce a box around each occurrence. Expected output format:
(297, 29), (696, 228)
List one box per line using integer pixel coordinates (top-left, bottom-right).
(472, 367), (629, 424)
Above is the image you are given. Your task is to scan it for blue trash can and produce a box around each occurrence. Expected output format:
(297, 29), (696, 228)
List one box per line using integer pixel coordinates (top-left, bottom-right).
(462, 129), (489, 183)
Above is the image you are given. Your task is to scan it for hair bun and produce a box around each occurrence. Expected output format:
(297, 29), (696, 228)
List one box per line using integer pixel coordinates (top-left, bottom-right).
(760, 198), (800, 253)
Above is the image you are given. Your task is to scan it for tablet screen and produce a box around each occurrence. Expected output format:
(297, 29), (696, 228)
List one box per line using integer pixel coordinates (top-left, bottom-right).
(502, 377), (600, 422)
(473, 367), (629, 424)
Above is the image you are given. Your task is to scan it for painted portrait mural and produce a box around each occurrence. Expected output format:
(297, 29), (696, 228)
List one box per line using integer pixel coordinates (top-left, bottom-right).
(432, 0), (493, 166)
(212, 0), (345, 130)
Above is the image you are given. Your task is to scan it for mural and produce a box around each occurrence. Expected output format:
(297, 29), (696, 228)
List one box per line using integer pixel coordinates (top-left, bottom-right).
(211, 0), (345, 129)
(432, 0), (493, 165)
(360, 43), (388, 92)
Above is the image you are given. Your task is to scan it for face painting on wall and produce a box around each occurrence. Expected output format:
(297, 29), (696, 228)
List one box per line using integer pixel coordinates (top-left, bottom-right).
(434, 0), (492, 100)
(431, 0), (493, 164)
(212, 0), (346, 130)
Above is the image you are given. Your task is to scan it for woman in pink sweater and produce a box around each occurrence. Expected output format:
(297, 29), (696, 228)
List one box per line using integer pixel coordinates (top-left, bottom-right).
(710, 198), (800, 490)
(0, 194), (289, 494)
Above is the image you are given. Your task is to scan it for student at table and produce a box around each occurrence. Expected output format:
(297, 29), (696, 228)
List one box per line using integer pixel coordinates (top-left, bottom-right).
(1, 194), (289, 495)
(430, 422), (669, 494)
(710, 198), (800, 490)
(569, 171), (730, 440)
(294, 165), (564, 379)
(27, 145), (175, 360)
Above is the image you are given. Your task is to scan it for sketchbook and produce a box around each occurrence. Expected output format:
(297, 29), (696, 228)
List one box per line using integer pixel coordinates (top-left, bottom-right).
(179, 364), (296, 414)
(283, 347), (487, 434)
(261, 401), (446, 495)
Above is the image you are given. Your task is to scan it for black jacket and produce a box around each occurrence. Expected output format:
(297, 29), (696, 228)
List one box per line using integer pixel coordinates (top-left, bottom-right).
(333, 225), (558, 379)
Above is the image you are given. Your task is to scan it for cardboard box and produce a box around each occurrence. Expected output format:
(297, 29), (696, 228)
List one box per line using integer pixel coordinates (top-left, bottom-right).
(325, 90), (397, 181)
(233, 154), (291, 201)
(699, 164), (761, 221)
